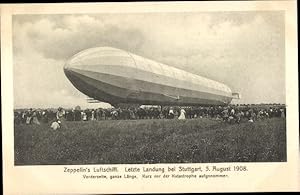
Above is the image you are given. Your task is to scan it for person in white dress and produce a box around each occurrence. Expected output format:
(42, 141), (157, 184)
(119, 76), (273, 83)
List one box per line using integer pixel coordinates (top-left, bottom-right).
(178, 108), (186, 120)
(168, 108), (175, 119)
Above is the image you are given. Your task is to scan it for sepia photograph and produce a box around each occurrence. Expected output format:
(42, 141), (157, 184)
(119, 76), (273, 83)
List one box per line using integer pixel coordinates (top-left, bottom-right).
(13, 11), (287, 165)
(1, 1), (299, 194)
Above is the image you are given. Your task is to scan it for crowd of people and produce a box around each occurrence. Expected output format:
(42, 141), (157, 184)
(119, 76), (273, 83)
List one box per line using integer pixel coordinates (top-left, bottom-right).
(14, 104), (286, 128)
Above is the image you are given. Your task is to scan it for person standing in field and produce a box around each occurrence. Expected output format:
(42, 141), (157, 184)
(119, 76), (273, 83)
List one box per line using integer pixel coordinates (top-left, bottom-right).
(56, 107), (65, 120)
(174, 109), (179, 119)
(41, 110), (49, 123)
(178, 108), (186, 120)
(82, 111), (88, 121)
(280, 108), (285, 118)
(168, 107), (175, 119)
(91, 109), (95, 120)
(56, 107), (67, 128)
(31, 110), (40, 125)
(26, 108), (33, 124)
(236, 111), (242, 123)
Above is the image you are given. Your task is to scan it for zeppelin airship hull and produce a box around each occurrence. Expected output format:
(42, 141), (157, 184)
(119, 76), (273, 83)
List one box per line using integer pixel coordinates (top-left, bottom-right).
(64, 47), (235, 106)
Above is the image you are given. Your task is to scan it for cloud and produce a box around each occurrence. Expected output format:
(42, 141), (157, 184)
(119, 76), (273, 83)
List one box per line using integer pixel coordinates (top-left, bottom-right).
(13, 12), (285, 108)
(14, 15), (146, 60)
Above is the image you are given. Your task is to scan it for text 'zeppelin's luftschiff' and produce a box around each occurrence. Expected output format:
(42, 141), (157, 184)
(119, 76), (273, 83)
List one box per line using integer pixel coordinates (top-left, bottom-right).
(64, 47), (239, 106)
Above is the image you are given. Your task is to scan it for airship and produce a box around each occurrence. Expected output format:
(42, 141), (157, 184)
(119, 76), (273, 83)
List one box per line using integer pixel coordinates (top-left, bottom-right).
(64, 47), (240, 107)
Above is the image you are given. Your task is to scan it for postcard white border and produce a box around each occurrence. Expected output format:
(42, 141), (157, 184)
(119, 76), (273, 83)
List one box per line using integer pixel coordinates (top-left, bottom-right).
(1, 1), (299, 194)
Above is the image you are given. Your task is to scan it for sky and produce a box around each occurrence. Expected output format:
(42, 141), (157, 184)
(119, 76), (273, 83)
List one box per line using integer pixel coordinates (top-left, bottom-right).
(13, 11), (285, 109)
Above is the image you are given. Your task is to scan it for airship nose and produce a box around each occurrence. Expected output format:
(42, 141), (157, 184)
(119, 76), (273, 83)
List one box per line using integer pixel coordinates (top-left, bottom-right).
(63, 57), (77, 72)
(64, 61), (74, 80)
(63, 61), (71, 71)
(63, 54), (84, 77)
(63, 55), (81, 82)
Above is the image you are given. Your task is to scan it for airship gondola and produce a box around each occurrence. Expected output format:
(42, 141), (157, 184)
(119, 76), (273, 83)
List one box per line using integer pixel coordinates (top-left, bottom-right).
(64, 47), (239, 107)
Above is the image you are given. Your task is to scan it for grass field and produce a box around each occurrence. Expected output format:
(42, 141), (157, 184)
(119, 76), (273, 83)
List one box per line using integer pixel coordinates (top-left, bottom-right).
(14, 118), (286, 165)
